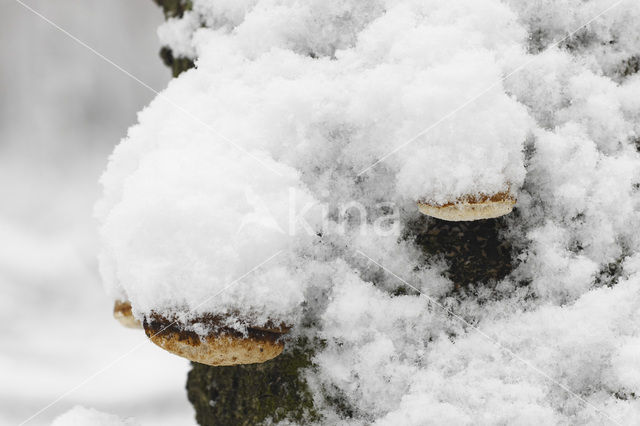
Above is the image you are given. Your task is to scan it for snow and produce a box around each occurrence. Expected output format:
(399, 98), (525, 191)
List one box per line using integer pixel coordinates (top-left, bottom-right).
(97, 146), (318, 328)
(316, 266), (640, 424)
(96, 0), (640, 424)
(505, 0), (640, 75)
(52, 406), (138, 426)
(100, 0), (534, 327)
(157, 14), (199, 59)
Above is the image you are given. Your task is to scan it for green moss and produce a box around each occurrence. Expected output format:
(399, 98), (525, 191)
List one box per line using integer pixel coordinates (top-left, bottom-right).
(186, 338), (321, 425)
(153, 0), (196, 77)
(153, 0), (193, 18)
(159, 46), (195, 78)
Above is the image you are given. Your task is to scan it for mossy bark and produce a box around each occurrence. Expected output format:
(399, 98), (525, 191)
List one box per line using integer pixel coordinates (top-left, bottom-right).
(153, 0), (195, 77)
(153, 0), (192, 18)
(186, 338), (320, 425)
(159, 46), (195, 78)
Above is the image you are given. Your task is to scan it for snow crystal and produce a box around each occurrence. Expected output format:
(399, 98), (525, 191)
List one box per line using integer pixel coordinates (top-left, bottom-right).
(97, 0), (640, 423)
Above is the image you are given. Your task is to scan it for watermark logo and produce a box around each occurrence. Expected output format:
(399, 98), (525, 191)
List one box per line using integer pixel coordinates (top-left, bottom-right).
(238, 187), (400, 237)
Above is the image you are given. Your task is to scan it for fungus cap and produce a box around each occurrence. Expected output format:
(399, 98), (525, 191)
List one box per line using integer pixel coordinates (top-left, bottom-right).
(418, 192), (516, 221)
(143, 314), (289, 366)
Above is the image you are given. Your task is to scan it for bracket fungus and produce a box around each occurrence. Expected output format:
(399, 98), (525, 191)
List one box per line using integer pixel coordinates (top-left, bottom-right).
(113, 298), (290, 366)
(418, 191), (516, 221)
(143, 314), (290, 366)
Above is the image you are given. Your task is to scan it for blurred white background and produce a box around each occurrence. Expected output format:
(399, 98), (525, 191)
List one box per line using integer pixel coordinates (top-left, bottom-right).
(0, 1), (195, 424)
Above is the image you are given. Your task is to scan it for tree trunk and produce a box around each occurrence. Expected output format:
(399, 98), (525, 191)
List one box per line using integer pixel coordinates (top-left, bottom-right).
(186, 338), (321, 425)
(153, 0), (195, 77)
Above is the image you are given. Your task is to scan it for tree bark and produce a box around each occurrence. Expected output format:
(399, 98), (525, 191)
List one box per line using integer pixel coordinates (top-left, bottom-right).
(186, 338), (320, 425)
(153, 0), (195, 77)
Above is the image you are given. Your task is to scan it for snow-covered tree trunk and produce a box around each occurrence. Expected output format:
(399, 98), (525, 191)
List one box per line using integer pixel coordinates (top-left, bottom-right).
(149, 1), (517, 424)
(97, 1), (640, 424)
